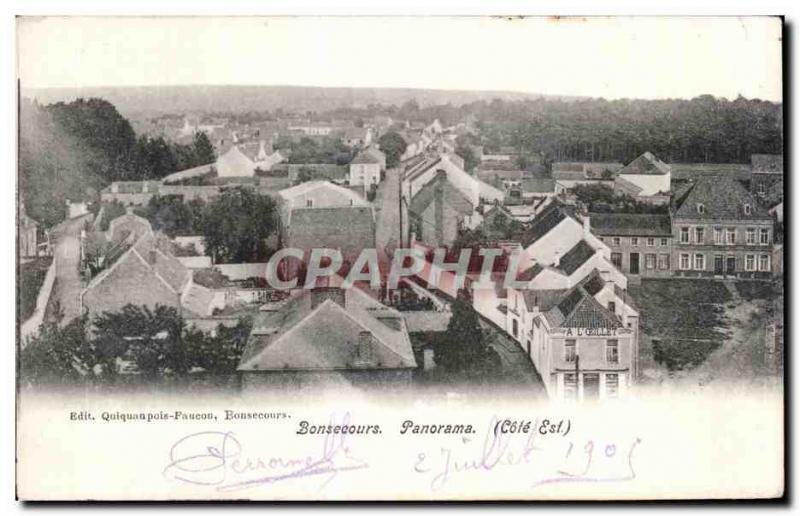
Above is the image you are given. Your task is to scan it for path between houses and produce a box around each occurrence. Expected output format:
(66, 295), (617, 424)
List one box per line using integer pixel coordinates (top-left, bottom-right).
(47, 213), (92, 326)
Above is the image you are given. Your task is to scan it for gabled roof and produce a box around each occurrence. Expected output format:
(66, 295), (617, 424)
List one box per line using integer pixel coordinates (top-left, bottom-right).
(544, 286), (621, 330)
(521, 201), (576, 248)
(279, 180), (369, 210)
(558, 240), (596, 276)
(589, 213), (673, 237)
(351, 151), (382, 165)
(619, 152), (670, 176)
(237, 287), (417, 371)
(408, 171), (473, 217)
(751, 154), (783, 175)
(673, 177), (769, 220)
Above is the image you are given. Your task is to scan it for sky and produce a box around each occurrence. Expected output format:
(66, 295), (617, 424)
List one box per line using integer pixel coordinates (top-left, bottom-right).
(16, 16), (783, 101)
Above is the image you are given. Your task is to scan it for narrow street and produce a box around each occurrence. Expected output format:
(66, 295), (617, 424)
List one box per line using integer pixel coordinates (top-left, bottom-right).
(46, 213), (91, 326)
(373, 165), (403, 267)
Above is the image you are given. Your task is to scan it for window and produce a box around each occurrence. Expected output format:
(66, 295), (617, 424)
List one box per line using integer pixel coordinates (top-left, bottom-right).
(658, 253), (670, 270)
(611, 252), (623, 268)
(645, 253), (656, 270)
(746, 228), (756, 245)
(757, 182), (766, 196)
(759, 255), (770, 272)
(631, 237), (639, 246)
(680, 253), (690, 270)
(565, 339), (577, 363)
(694, 253), (705, 271)
(680, 227), (690, 243)
(608, 301), (616, 314)
(744, 204), (752, 215)
(606, 339), (619, 364)
(745, 255), (755, 271)
(661, 238), (668, 246)
(697, 203), (705, 214)
(306, 199), (313, 207)
(647, 237), (655, 247)
(613, 237), (621, 246)
(695, 227), (705, 244)
(726, 228), (736, 245)
(512, 318), (518, 338)
(564, 373), (578, 400)
(714, 227), (723, 245)
(606, 373), (619, 398)
(760, 228), (770, 245)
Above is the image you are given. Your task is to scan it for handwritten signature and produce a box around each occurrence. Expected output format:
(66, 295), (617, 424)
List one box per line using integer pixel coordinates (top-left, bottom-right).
(414, 416), (641, 491)
(162, 412), (368, 492)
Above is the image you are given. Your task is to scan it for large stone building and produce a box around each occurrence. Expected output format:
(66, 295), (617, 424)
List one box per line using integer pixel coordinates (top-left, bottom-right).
(672, 177), (774, 278)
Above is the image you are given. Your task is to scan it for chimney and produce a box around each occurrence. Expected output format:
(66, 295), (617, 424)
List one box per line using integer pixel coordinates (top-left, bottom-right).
(125, 206), (134, 215)
(148, 249), (157, 265)
(553, 250), (561, 267)
(111, 183), (119, 194)
(583, 214), (591, 237)
(434, 175), (445, 245)
(356, 331), (373, 365)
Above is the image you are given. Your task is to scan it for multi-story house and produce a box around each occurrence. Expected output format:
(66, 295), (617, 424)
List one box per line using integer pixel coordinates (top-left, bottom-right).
(672, 177), (774, 278)
(589, 213), (673, 282)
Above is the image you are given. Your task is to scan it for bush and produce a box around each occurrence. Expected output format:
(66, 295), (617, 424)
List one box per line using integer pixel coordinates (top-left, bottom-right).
(652, 339), (722, 371)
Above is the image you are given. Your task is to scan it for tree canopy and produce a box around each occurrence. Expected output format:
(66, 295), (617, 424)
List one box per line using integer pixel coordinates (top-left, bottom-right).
(378, 131), (408, 168)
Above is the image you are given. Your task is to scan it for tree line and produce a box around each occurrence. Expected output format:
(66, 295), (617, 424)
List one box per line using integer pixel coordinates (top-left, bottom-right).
(20, 97), (216, 226)
(20, 303), (253, 385)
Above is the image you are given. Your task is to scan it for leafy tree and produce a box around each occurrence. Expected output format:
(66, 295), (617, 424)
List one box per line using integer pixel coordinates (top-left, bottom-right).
(201, 187), (277, 263)
(20, 312), (94, 385)
(571, 183), (667, 214)
(92, 304), (185, 378)
(378, 131), (408, 168)
(183, 317), (253, 374)
(434, 297), (501, 376)
(455, 142), (479, 172)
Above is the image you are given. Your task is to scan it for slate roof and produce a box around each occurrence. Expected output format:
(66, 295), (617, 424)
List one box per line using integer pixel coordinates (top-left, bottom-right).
(287, 207), (376, 247)
(673, 177), (770, 221)
(589, 213), (673, 237)
(558, 240), (596, 276)
(520, 177), (556, 194)
(751, 154), (783, 175)
(521, 201), (575, 248)
(619, 152), (670, 176)
(238, 286), (417, 371)
(544, 286), (621, 330)
(670, 163), (752, 182)
(521, 288), (568, 312)
(403, 311), (452, 333)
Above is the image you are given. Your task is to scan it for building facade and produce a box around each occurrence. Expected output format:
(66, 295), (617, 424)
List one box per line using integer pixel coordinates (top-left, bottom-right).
(672, 177), (774, 278)
(589, 213), (674, 281)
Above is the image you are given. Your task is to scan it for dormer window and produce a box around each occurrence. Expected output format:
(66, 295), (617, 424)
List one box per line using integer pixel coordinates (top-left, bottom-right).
(697, 203), (705, 215)
(744, 204), (752, 215)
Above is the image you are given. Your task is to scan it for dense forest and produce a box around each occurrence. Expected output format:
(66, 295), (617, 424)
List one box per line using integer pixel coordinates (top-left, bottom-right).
(19, 98), (215, 226)
(324, 95), (782, 165)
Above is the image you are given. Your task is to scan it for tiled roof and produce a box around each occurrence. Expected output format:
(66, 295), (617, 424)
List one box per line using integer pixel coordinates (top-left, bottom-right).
(521, 288), (567, 312)
(238, 287), (417, 371)
(558, 240), (596, 276)
(589, 213), (673, 237)
(619, 152), (670, 176)
(545, 287), (621, 330)
(521, 201), (574, 247)
(751, 154), (783, 175)
(673, 177), (769, 220)
(670, 163), (752, 182)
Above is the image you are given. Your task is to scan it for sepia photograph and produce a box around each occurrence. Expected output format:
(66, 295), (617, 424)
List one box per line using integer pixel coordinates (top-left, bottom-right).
(12, 14), (786, 502)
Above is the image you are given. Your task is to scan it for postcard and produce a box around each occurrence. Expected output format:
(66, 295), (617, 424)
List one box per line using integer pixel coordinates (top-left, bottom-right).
(15, 16), (784, 501)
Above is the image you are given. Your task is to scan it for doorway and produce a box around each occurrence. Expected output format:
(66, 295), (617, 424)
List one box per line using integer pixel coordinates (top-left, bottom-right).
(582, 373), (600, 400)
(714, 255), (724, 275)
(629, 253), (640, 274)
(726, 256), (736, 275)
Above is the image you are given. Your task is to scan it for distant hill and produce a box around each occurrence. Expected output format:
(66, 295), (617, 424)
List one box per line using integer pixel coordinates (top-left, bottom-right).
(22, 84), (574, 117)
